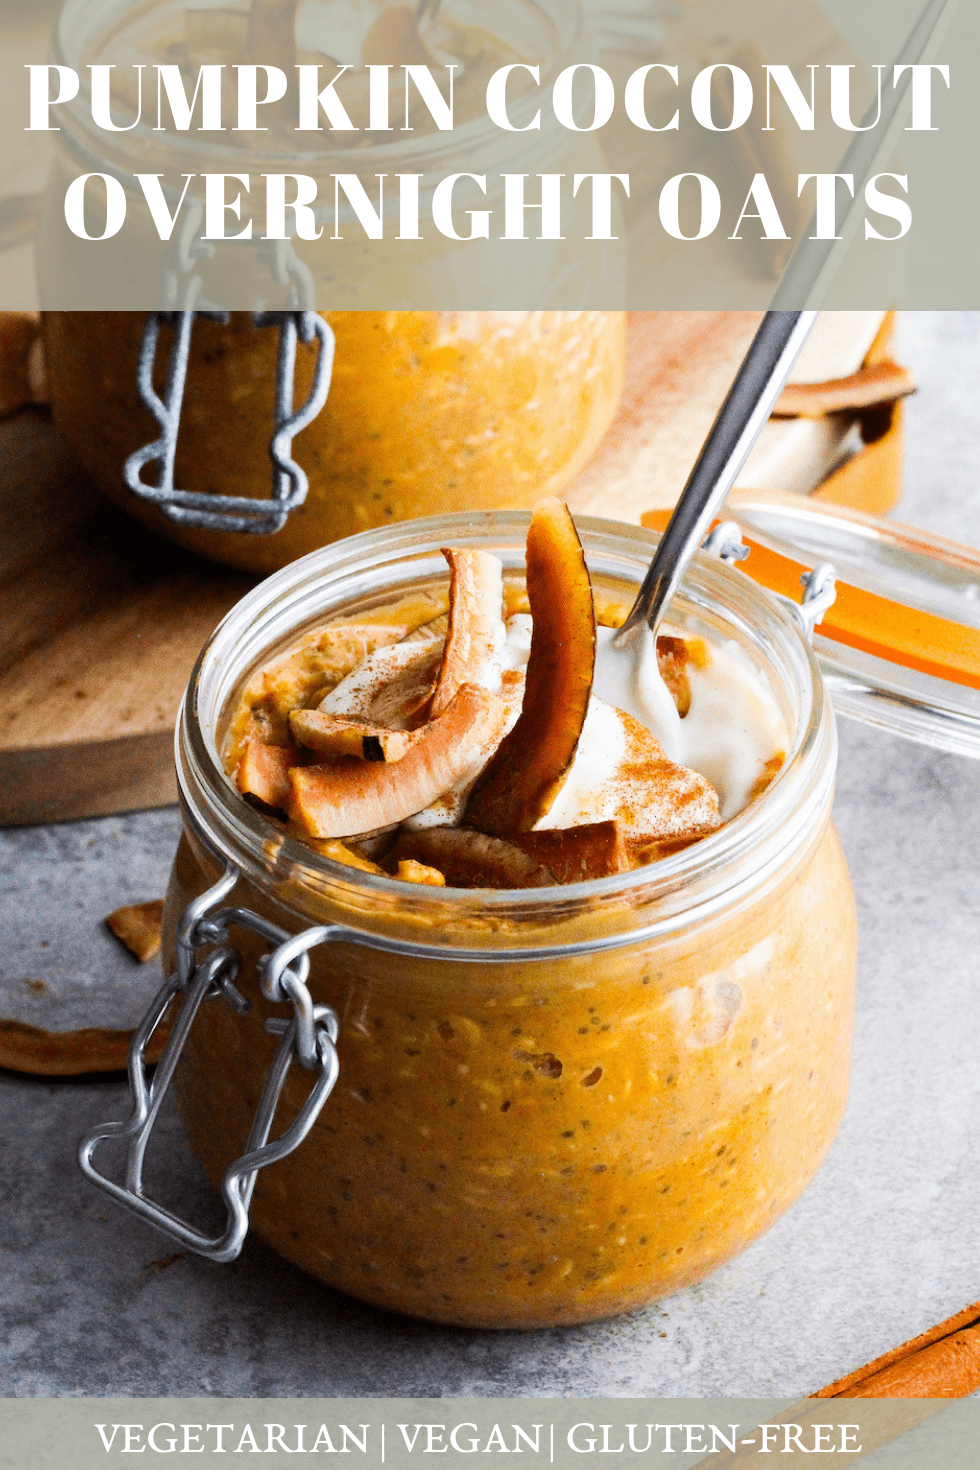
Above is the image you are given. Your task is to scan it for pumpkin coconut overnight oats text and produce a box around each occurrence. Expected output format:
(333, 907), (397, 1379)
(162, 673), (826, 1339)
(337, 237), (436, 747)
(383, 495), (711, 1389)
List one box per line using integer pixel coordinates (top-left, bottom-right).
(164, 503), (856, 1328)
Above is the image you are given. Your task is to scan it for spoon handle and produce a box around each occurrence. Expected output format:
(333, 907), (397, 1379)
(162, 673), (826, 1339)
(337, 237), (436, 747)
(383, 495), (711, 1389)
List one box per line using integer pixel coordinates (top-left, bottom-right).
(616, 309), (817, 641)
(617, 0), (960, 643)
(770, 0), (959, 313)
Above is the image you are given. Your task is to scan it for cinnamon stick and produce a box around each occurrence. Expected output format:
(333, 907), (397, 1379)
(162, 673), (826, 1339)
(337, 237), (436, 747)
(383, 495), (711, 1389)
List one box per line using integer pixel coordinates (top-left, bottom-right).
(695, 1296), (980, 1470)
(815, 1298), (980, 1398)
(701, 1400), (946, 1470)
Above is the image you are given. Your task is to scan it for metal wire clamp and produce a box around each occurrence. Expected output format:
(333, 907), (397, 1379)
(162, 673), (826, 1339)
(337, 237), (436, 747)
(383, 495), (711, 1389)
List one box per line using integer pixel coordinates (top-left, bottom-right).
(123, 310), (335, 536)
(702, 521), (837, 644)
(78, 866), (341, 1263)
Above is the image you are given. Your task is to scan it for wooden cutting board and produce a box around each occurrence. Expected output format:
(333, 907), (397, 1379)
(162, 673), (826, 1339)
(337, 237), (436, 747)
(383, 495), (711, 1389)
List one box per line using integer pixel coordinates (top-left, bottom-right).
(0, 309), (902, 827)
(0, 410), (253, 824)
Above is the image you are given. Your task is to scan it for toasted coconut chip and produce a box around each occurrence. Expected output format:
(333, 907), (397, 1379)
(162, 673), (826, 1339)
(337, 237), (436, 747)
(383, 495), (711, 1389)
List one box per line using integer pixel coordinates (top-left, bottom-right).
(239, 589), (449, 742)
(389, 827), (555, 890)
(656, 635), (692, 718)
(514, 821), (631, 883)
(321, 640), (443, 731)
(105, 900), (165, 964)
(236, 738), (297, 811)
(396, 859), (447, 887)
(429, 549), (504, 719)
(403, 612), (449, 643)
(774, 361), (916, 418)
(289, 685), (508, 839)
(465, 499), (596, 836)
(290, 709), (419, 763)
(0, 1019), (167, 1077)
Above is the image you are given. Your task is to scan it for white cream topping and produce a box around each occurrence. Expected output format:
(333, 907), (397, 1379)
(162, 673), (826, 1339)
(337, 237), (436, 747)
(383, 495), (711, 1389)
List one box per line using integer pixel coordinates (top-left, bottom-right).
(499, 612), (533, 668)
(679, 641), (787, 820)
(592, 624), (786, 821)
(321, 640), (423, 716)
(534, 697), (626, 830)
(593, 624), (684, 762)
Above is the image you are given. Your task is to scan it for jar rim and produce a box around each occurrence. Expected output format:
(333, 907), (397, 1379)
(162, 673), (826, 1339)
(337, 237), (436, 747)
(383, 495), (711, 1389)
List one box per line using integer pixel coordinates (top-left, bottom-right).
(52, 0), (584, 180)
(177, 511), (836, 955)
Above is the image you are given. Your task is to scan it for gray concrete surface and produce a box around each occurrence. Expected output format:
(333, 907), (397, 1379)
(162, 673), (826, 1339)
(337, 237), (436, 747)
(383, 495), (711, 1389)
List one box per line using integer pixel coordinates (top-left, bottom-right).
(1, 314), (978, 1399)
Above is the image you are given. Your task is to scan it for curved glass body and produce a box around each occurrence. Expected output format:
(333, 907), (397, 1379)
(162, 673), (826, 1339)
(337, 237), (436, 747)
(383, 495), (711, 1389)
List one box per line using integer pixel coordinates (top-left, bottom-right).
(41, 309), (626, 571)
(165, 513), (857, 1327)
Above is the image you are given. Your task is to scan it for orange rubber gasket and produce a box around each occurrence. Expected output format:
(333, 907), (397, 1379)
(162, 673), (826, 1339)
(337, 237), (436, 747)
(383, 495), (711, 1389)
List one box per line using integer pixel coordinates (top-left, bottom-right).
(641, 508), (980, 693)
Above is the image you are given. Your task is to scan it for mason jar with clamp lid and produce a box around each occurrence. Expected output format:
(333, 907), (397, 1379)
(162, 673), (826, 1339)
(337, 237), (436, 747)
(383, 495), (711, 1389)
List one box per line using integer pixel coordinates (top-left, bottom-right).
(80, 510), (861, 1328)
(38, 0), (627, 571)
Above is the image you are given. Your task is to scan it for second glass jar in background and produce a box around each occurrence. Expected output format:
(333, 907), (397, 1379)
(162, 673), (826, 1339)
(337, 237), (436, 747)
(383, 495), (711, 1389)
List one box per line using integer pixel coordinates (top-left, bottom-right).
(42, 309), (627, 570)
(38, 0), (628, 570)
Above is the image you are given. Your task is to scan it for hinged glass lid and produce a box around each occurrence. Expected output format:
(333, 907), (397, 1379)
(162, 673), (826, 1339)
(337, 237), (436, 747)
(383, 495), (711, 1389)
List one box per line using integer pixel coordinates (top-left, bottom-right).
(724, 492), (980, 760)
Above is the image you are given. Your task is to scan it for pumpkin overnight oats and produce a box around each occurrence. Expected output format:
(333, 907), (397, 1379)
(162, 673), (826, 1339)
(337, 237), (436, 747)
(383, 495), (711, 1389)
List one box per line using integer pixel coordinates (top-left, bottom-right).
(164, 506), (856, 1327)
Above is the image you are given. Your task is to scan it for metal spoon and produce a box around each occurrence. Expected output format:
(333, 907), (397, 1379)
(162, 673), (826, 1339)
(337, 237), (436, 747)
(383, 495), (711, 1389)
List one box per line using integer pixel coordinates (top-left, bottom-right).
(614, 0), (959, 648)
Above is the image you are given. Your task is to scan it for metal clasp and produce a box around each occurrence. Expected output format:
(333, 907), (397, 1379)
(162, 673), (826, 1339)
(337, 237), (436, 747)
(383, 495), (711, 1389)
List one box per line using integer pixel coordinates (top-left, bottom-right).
(78, 867), (340, 1263)
(701, 519), (751, 566)
(794, 562), (838, 640)
(123, 309), (335, 536)
(701, 522), (837, 644)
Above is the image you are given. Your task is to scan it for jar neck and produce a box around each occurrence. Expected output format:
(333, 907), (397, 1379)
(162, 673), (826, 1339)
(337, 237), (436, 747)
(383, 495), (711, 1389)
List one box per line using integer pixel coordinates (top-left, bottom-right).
(53, 0), (585, 184)
(175, 512), (837, 958)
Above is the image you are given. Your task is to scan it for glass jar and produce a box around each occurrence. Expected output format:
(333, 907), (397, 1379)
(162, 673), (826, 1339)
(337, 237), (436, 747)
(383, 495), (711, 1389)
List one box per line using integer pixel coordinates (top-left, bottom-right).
(41, 310), (626, 571)
(37, 0), (627, 571)
(156, 510), (856, 1329)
